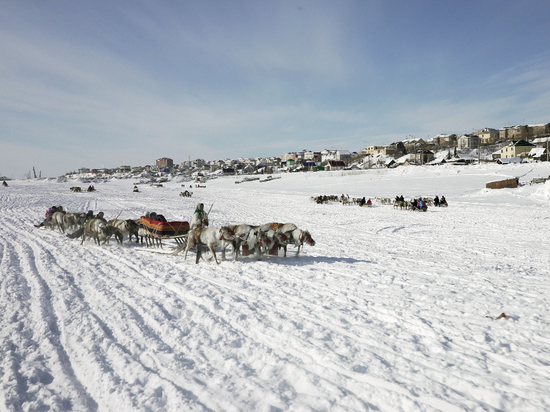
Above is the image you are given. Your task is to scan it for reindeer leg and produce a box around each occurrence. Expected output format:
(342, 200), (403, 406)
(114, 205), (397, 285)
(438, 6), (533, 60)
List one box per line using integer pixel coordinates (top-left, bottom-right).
(171, 242), (185, 256)
(209, 244), (219, 264)
(196, 246), (202, 264)
(233, 240), (239, 261)
(184, 237), (193, 260)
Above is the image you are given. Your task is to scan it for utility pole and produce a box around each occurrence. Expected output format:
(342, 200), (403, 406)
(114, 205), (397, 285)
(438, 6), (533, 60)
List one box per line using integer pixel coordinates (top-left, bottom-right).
(478, 137), (481, 165)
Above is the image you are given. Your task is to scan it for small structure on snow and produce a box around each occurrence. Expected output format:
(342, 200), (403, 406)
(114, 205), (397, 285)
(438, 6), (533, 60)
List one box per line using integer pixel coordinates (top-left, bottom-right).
(486, 177), (519, 189)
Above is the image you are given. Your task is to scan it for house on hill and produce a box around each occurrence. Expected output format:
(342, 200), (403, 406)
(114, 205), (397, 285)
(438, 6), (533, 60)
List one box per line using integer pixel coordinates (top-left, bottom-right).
(500, 125), (529, 141)
(402, 138), (427, 153)
(156, 158), (173, 168)
(498, 124), (550, 142)
(528, 147), (548, 161)
(530, 123), (550, 138)
(303, 161), (317, 171)
(476, 128), (499, 145)
(324, 161), (346, 171)
(411, 150), (434, 165)
(430, 134), (457, 149)
(500, 140), (536, 159)
(458, 134), (480, 150)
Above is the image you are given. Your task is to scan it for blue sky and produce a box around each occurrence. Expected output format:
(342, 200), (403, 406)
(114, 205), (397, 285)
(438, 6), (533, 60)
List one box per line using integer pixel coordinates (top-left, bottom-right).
(1, 1), (550, 178)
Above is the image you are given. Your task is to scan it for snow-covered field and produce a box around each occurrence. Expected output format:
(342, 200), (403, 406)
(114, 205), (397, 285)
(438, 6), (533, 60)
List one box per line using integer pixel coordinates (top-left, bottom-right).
(1, 163), (550, 412)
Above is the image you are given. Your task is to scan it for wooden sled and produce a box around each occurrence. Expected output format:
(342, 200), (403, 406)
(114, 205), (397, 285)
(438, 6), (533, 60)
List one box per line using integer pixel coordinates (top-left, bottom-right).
(139, 216), (190, 248)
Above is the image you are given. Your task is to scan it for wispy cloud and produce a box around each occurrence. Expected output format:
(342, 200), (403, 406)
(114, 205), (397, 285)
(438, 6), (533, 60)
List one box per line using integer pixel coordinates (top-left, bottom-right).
(2, 2), (550, 177)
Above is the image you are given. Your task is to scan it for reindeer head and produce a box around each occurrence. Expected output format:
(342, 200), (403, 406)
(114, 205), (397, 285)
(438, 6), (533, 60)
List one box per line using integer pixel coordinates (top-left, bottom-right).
(301, 230), (315, 246)
(219, 226), (236, 241)
(102, 225), (122, 243)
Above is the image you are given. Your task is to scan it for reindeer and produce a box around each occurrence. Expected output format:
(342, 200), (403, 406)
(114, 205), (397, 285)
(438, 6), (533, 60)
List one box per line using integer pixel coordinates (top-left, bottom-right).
(181, 226), (235, 264)
(81, 219), (120, 246)
(280, 228), (316, 257)
(107, 219), (139, 244)
(253, 223), (290, 255)
(62, 213), (80, 232)
(222, 224), (264, 261)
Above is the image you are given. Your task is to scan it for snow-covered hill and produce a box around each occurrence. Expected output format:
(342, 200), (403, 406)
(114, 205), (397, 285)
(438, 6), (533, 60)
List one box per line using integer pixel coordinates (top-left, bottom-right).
(1, 164), (549, 411)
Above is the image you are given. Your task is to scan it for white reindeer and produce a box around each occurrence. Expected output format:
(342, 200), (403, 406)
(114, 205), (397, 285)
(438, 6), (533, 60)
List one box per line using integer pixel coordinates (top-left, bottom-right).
(182, 226), (235, 264)
(280, 228), (316, 257)
(223, 224), (264, 261)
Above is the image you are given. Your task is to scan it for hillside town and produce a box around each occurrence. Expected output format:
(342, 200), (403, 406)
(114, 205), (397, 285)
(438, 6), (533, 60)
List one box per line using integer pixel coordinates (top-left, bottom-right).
(64, 122), (550, 180)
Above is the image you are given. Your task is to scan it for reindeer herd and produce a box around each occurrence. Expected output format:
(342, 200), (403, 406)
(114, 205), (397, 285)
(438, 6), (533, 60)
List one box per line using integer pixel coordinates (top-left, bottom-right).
(43, 210), (139, 245)
(173, 222), (315, 264)
(38, 209), (315, 264)
(311, 194), (438, 211)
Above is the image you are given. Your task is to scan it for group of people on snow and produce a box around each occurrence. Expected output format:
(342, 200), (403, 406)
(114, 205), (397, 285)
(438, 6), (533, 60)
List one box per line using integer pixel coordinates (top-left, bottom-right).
(395, 195), (429, 212)
(144, 211), (167, 222)
(434, 195), (448, 207)
(358, 197), (372, 207)
(35, 205), (64, 228)
(411, 198), (428, 212)
(313, 194), (372, 206)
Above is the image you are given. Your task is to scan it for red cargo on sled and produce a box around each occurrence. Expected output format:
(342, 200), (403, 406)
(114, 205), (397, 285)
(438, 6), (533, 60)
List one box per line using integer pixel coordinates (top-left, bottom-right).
(139, 216), (189, 238)
(242, 245), (250, 256)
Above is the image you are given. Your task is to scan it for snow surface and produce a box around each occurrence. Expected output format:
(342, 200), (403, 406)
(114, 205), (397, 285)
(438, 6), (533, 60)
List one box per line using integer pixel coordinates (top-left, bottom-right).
(1, 163), (550, 411)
